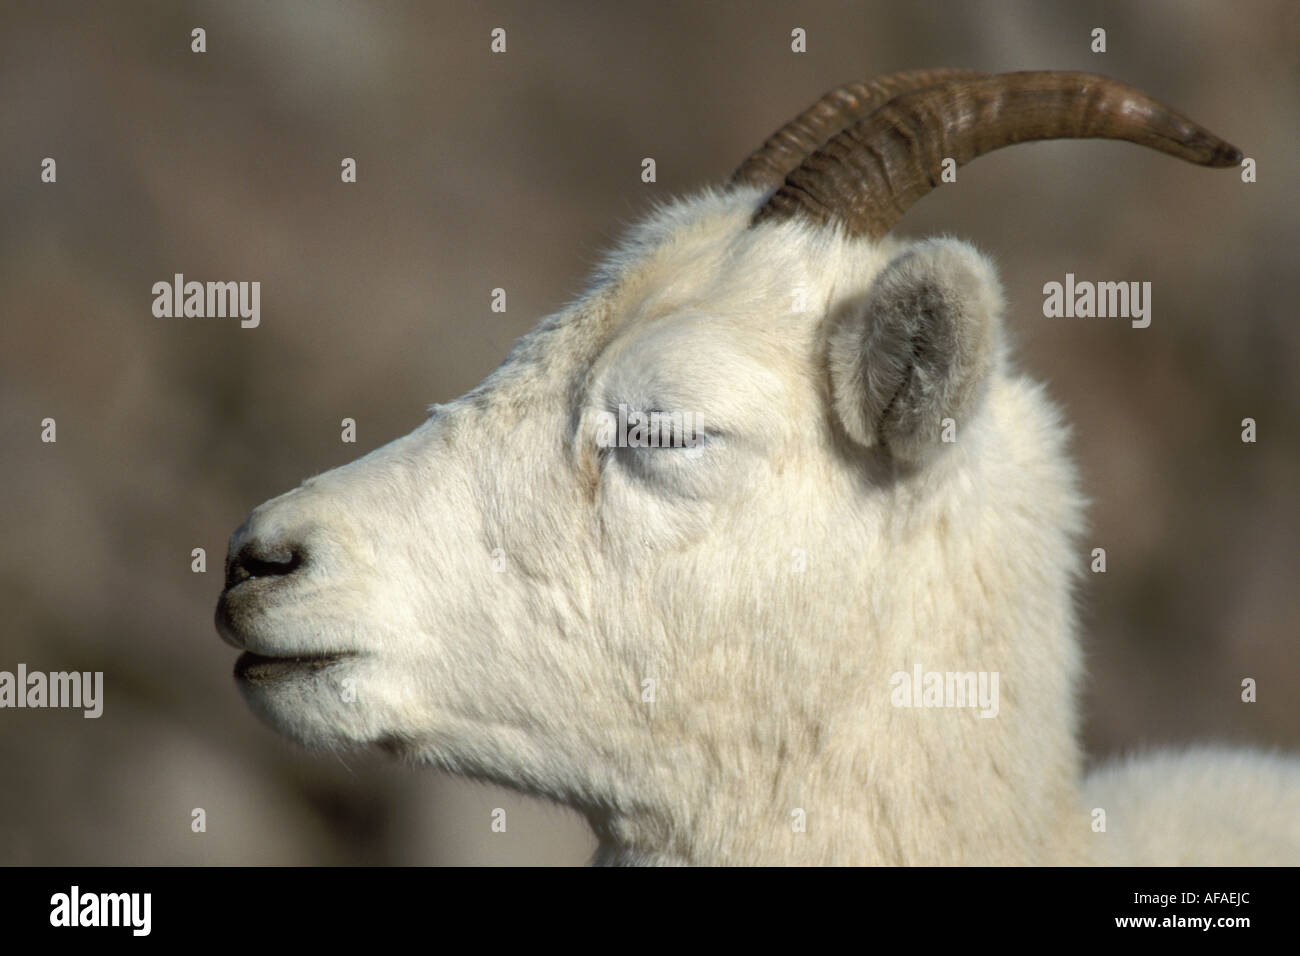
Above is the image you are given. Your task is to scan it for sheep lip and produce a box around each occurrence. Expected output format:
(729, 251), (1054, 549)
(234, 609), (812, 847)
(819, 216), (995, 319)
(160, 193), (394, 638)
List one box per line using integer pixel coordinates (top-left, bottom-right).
(222, 574), (282, 596)
(234, 651), (354, 683)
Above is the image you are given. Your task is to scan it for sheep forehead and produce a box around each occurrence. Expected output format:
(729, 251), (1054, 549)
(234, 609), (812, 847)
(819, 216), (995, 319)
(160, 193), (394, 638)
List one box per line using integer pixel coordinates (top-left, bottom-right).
(597, 187), (901, 329)
(585, 318), (811, 458)
(469, 188), (905, 431)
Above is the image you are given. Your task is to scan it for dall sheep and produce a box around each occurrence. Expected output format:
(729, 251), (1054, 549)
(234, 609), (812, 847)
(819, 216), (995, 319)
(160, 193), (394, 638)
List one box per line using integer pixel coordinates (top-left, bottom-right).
(216, 70), (1300, 865)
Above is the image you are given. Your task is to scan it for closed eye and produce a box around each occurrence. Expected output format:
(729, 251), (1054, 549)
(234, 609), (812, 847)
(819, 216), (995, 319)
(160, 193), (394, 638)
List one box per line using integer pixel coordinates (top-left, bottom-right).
(642, 432), (711, 451)
(632, 410), (710, 452)
(603, 432), (714, 461)
(617, 428), (719, 478)
(593, 406), (712, 452)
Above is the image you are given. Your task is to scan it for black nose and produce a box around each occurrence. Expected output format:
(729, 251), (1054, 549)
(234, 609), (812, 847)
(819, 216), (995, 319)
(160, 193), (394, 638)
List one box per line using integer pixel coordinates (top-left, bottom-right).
(225, 539), (306, 589)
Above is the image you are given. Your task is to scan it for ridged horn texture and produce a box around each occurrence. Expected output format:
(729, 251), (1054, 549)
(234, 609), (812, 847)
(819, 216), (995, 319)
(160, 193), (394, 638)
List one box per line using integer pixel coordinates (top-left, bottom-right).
(729, 68), (986, 189)
(752, 70), (1243, 238)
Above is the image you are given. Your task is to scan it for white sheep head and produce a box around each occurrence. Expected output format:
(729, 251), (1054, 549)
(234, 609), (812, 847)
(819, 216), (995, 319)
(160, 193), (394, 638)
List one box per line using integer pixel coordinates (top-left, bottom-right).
(216, 71), (1239, 864)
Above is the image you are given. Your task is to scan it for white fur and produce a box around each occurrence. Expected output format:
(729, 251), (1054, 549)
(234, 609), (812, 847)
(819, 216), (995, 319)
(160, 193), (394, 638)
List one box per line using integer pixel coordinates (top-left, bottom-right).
(220, 184), (1299, 865)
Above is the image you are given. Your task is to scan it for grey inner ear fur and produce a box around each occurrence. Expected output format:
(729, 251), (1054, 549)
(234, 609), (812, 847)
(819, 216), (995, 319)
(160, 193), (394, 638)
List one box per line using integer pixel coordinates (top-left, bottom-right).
(874, 327), (929, 449)
(828, 241), (1000, 463)
(871, 276), (967, 452)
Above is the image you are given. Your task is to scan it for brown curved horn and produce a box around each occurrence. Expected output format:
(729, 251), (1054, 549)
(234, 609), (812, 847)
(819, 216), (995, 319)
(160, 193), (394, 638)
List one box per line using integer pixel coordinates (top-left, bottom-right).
(730, 68), (986, 189)
(753, 71), (1243, 237)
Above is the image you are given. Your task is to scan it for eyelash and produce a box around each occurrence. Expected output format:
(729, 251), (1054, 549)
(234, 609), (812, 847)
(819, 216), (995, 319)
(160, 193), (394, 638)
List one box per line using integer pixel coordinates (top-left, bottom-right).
(593, 432), (714, 476)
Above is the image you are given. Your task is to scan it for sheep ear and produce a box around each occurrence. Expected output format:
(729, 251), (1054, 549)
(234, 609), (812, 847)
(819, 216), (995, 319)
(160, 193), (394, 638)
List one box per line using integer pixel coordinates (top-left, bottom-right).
(826, 238), (1002, 465)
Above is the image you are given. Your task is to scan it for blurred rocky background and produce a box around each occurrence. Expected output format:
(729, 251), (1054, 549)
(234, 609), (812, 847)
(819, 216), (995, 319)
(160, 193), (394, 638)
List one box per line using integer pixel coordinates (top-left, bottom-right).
(1, 0), (1296, 864)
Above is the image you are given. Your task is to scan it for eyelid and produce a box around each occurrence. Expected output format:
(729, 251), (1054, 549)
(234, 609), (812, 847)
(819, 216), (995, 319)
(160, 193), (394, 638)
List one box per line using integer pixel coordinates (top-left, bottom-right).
(614, 426), (716, 451)
(592, 405), (713, 442)
(649, 431), (714, 450)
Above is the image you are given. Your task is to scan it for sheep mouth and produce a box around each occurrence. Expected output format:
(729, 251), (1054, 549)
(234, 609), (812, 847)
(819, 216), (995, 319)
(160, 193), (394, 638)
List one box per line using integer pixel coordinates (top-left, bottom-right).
(235, 651), (353, 684)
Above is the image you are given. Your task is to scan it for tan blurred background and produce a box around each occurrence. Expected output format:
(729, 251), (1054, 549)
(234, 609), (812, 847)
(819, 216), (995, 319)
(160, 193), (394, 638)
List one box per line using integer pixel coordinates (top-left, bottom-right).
(1, 0), (1296, 864)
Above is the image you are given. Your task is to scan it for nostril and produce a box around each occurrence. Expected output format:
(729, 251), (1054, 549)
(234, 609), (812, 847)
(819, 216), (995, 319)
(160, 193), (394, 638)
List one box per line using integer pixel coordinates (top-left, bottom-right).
(243, 551), (303, 577)
(226, 540), (306, 589)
